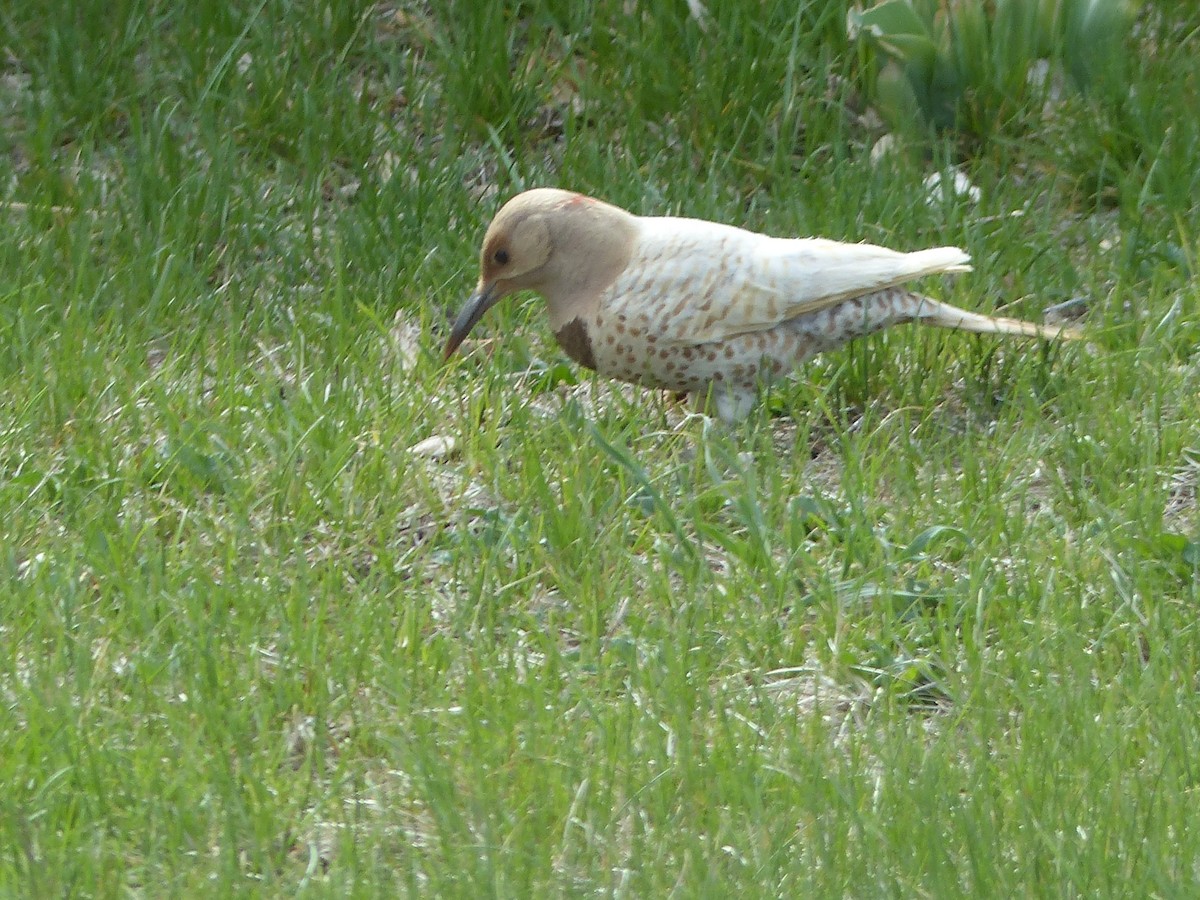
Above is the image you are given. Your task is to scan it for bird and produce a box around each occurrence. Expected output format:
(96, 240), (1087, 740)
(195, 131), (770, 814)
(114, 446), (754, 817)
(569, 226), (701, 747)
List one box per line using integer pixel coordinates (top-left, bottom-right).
(443, 188), (1081, 423)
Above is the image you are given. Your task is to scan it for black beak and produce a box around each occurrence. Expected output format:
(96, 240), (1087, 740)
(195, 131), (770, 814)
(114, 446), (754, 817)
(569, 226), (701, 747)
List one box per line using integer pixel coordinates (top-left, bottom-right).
(443, 282), (498, 361)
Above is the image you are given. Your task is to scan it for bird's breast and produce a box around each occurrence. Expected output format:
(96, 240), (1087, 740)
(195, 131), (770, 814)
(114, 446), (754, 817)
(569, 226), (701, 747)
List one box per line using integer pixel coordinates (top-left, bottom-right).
(553, 317), (598, 371)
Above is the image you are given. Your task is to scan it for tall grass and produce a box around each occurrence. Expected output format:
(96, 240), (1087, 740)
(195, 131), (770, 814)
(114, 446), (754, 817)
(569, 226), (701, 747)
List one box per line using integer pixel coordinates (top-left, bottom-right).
(0, 0), (1197, 894)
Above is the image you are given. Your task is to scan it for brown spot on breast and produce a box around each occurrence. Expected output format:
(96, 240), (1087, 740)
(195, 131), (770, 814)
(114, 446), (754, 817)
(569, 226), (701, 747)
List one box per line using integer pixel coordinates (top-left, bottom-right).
(554, 317), (597, 370)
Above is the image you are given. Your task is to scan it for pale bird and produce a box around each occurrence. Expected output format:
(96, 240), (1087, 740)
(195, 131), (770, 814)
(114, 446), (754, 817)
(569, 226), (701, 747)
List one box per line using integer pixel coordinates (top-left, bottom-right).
(443, 188), (1080, 423)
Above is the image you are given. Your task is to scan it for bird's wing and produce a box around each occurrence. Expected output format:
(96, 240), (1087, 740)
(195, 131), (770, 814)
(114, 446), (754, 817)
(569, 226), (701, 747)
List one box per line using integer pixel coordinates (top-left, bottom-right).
(620, 219), (971, 345)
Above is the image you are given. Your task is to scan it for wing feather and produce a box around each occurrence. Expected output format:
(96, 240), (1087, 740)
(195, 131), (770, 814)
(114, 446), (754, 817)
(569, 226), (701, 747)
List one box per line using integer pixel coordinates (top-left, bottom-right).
(613, 218), (972, 344)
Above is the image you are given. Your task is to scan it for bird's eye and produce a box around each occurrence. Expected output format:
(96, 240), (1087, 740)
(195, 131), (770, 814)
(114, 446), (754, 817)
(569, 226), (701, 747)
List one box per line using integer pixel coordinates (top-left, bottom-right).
(493, 249), (509, 265)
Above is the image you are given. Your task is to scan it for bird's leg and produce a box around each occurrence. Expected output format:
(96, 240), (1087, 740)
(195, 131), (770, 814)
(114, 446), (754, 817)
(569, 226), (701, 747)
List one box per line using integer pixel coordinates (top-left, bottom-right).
(692, 384), (757, 425)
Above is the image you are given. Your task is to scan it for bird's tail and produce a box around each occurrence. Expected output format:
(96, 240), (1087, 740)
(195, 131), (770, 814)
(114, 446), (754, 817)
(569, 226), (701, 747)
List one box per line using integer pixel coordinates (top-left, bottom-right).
(899, 247), (974, 278)
(916, 298), (1084, 341)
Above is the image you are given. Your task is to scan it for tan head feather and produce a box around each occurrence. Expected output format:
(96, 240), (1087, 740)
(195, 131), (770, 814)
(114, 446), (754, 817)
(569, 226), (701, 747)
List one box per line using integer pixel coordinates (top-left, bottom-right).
(443, 189), (638, 359)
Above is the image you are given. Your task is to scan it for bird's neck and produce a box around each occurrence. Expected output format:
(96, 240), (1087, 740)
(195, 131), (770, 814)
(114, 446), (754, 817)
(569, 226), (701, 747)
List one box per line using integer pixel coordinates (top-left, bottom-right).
(541, 213), (639, 330)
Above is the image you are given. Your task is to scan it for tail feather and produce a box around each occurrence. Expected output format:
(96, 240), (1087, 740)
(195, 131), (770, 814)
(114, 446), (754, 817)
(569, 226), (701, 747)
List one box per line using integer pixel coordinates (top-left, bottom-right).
(917, 298), (1083, 341)
(899, 247), (973, 279)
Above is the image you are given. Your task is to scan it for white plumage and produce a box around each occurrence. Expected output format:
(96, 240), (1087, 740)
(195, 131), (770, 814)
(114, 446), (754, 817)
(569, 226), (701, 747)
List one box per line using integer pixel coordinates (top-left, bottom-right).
(444, 189), (1080, 422)
(614, 216), (973, 343)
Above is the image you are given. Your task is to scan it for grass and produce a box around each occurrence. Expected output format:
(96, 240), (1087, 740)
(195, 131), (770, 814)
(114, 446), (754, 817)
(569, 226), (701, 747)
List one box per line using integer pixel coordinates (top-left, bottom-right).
(0, 0), (1197, 894)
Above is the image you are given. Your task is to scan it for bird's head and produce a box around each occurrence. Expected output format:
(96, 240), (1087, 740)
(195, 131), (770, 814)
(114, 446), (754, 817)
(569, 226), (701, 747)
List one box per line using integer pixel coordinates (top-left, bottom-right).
(442, 189), (635, 360)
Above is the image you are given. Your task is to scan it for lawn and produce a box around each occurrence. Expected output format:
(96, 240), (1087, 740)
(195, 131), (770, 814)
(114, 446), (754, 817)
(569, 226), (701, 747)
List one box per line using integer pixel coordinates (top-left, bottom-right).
(1, 0), (1198, 895)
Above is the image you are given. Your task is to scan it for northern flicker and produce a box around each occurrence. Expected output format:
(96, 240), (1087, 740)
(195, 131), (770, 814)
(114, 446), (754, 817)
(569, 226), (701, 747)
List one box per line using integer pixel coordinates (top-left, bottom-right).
(443, 188), (1080, 422)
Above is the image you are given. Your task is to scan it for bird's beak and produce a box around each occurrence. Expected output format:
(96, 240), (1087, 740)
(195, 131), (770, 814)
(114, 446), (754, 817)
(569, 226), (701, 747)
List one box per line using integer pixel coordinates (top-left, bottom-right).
(443, 281), (499, 360)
